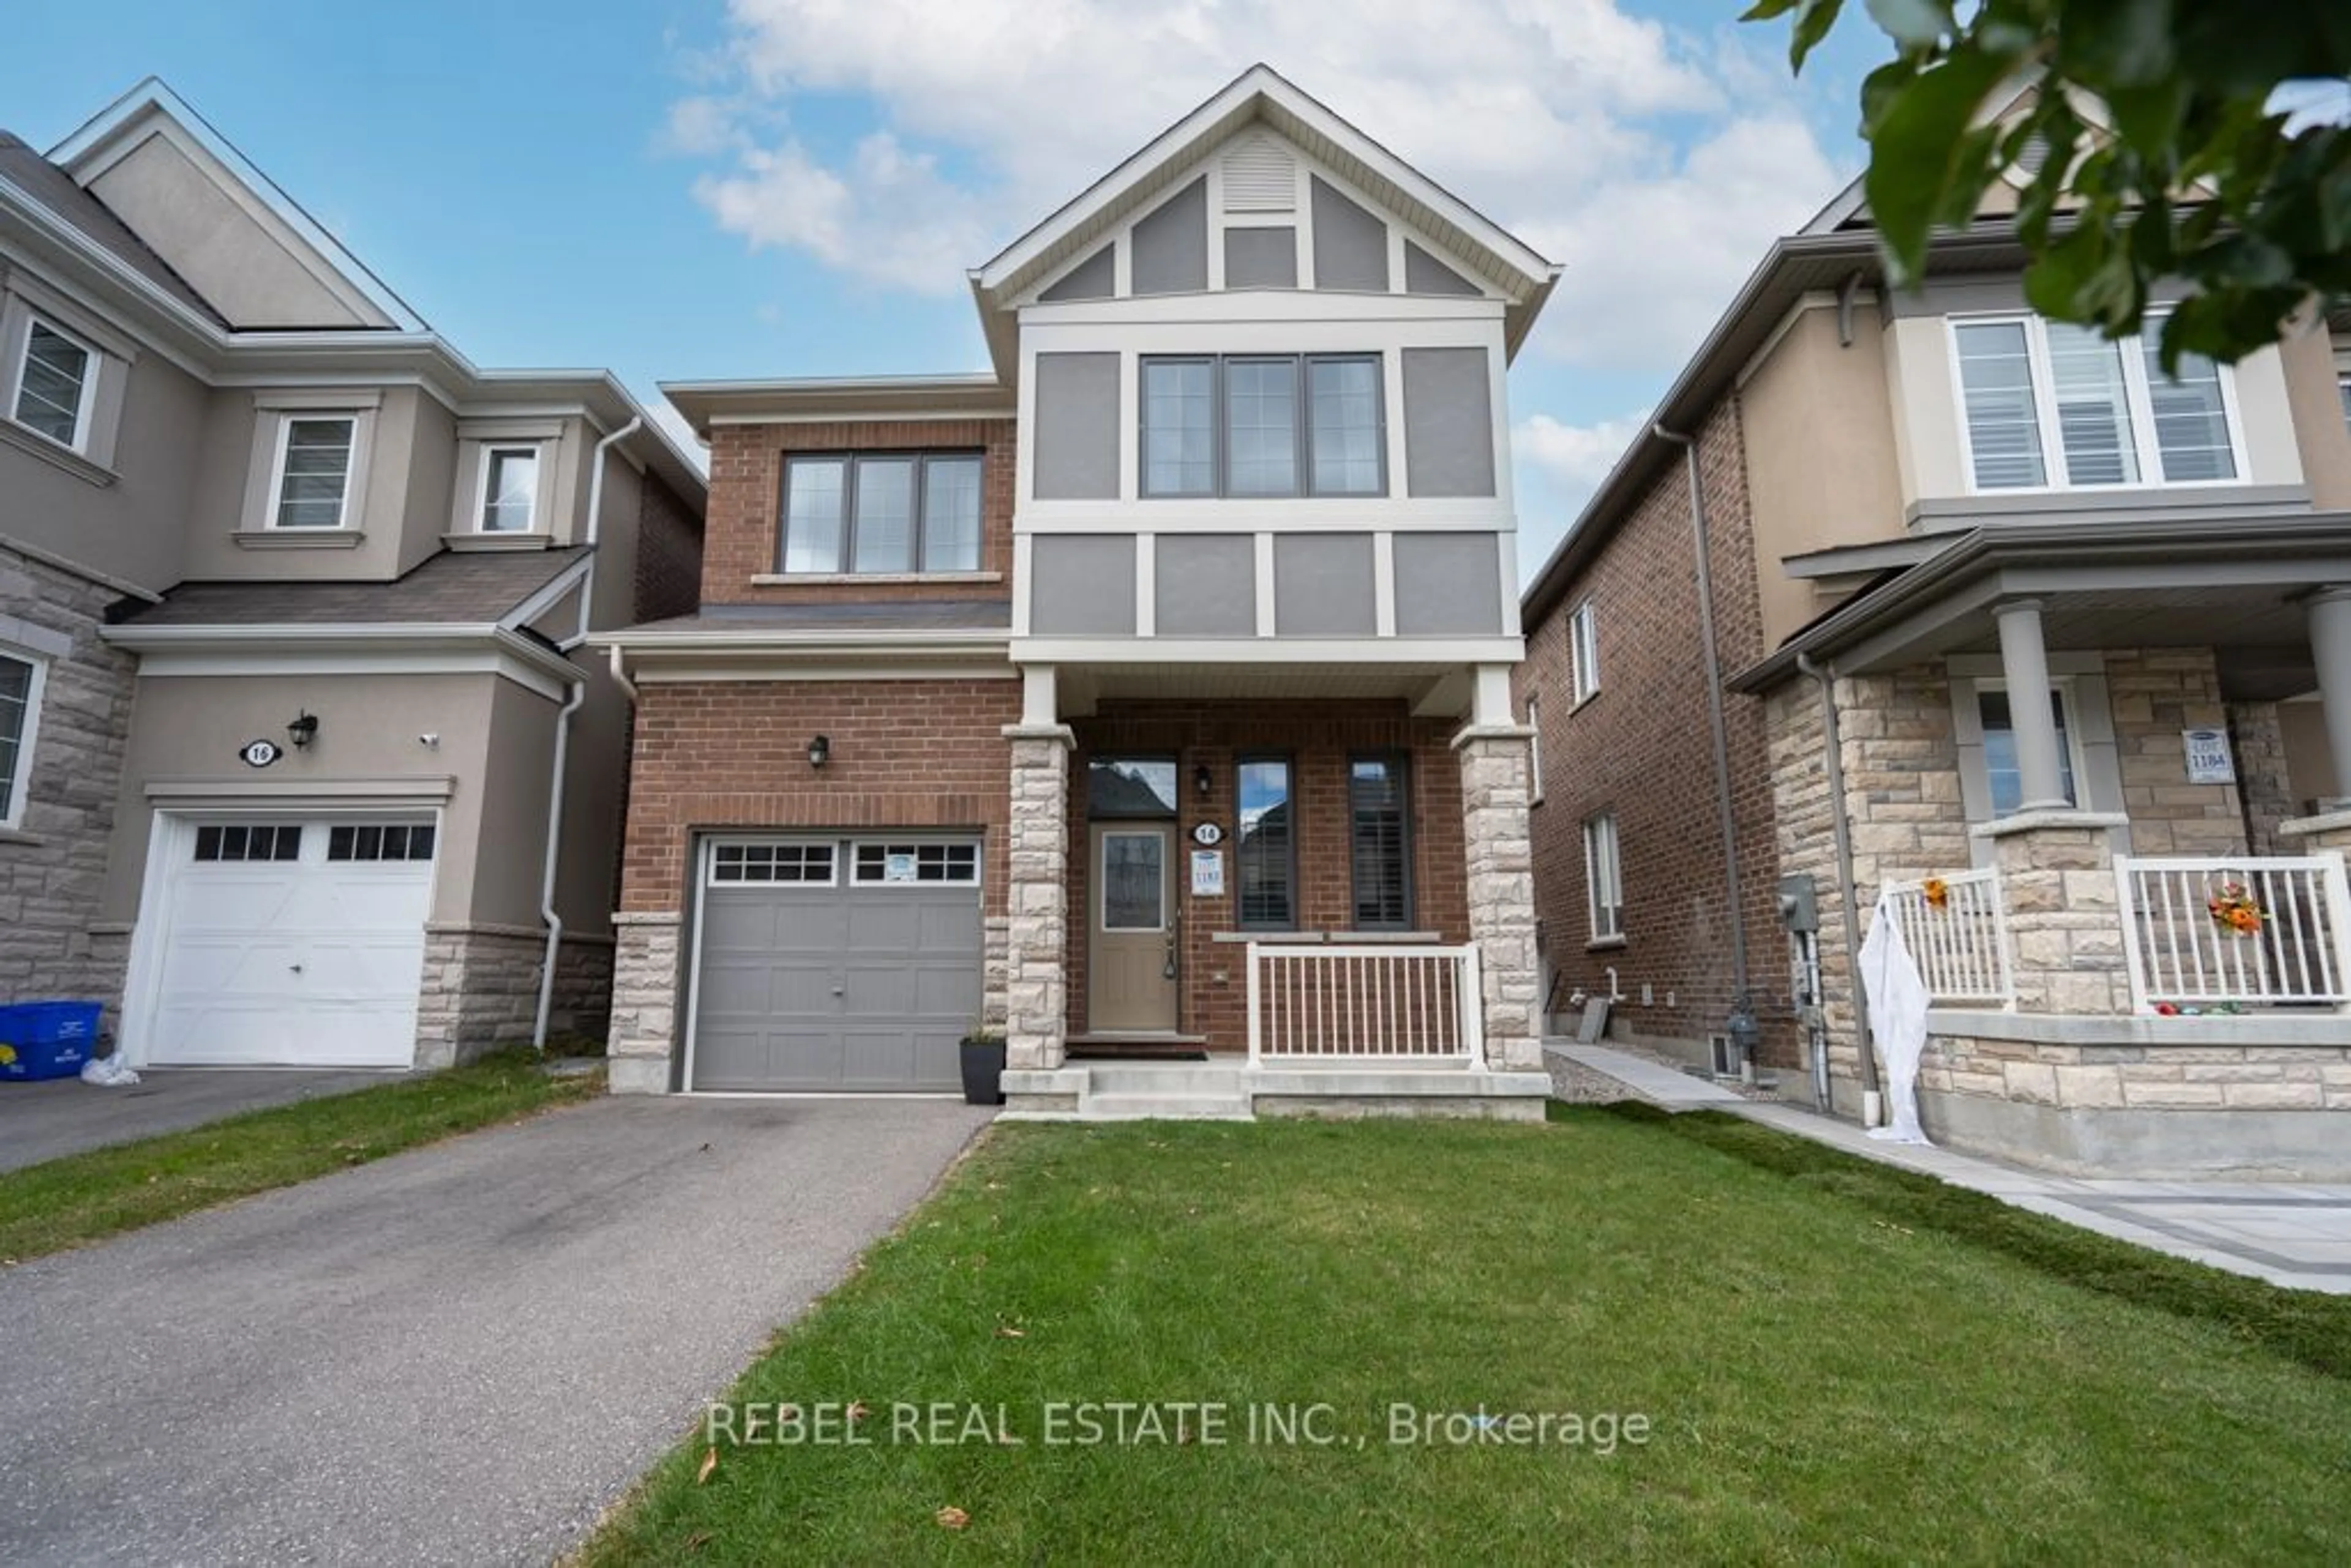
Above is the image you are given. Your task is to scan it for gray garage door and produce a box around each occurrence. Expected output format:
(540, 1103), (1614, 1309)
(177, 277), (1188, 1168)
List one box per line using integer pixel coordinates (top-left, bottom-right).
(689, 839), (981, 1092)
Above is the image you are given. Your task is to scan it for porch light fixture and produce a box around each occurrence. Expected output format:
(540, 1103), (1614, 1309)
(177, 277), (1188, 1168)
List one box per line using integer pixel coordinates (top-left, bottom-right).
(808, 734), (831, 769)
(1193, 763), (1212, 798)
(287, 711), (319, 750)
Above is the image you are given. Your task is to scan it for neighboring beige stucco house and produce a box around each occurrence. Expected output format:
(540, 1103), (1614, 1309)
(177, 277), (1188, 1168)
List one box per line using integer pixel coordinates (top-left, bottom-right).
(0, 80), (704, 1069)
(1518, 136), (2351, 1177)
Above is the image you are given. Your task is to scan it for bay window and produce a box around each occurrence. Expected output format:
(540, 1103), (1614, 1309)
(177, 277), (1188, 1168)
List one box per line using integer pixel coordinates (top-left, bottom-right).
(1952, 315), (2240, 492)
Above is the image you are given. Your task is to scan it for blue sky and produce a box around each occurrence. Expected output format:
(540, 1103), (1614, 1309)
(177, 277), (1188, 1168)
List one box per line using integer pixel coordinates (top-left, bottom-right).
(1, 1), (1885, 569)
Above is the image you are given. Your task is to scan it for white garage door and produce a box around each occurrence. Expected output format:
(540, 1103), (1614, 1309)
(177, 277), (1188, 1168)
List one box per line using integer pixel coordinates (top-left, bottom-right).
(142, 818), (437, 1068)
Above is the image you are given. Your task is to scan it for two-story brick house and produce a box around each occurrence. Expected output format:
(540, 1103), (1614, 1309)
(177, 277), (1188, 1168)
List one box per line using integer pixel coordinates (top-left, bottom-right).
(601, 66), (1556, 1117)
(1, 81), (703, 1070)
(1519, 152), (2351, 1176)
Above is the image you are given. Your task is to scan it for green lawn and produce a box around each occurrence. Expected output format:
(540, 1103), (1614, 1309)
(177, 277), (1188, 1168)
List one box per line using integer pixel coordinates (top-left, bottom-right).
(583, 1103), (2351, 1566)
(0, 1051), (599, 1262)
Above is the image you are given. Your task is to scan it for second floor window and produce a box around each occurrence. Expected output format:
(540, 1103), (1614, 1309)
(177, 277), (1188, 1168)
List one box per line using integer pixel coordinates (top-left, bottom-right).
(1953, 316), (2238, 492)
(780, 452), (983, 574)
(1568, 599), (1599, 705)
(13, 318), (96, 451)
(273, 416), (358, 529)
(1141, 354), (1384, 498)
(480, 446), (540, 533)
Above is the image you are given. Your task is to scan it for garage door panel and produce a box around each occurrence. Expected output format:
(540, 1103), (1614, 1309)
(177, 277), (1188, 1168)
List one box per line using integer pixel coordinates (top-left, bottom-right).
(915, 901), (984, 948)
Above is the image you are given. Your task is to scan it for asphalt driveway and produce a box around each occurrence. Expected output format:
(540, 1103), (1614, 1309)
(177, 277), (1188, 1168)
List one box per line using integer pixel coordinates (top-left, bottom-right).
(0, 1068), (389, 1172)
(0, 1095), (993, 1566)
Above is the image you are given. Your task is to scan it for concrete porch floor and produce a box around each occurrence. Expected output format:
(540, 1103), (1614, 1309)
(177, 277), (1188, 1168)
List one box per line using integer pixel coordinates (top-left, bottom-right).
(1552, 1042), (2351, 1295)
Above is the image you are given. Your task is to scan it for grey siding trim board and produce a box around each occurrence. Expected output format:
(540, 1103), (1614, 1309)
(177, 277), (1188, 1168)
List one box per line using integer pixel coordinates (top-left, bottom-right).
(1033, 353), (1122, 500)
(1310, 176), (1389, 293)
(1273, 533), (1377, 636)
(1040, 244), (1116, 302)
(1393, 533), (1503, 634)
(1131, 177), (1209, 296)
(1224, 227), (1297, 289)
(1031, 536), (1138, 635)
(1404, 241), (1482, 297)
(1155, 535), (1257, 636)
(1401, 347), (1496, 498)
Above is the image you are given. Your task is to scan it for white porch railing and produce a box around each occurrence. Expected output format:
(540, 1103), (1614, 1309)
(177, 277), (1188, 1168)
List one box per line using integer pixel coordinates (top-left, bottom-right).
(1245, 943), (1482, 1065)
(1880, 869), (2014, 1004)
(2115, 855), (2351, 1009)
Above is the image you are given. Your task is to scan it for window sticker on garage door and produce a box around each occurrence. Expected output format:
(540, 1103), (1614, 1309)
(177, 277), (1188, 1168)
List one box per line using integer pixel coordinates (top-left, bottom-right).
(854, 842), (978, 885)
(193, 824), (302, 861)
(711, 842), (836, 883)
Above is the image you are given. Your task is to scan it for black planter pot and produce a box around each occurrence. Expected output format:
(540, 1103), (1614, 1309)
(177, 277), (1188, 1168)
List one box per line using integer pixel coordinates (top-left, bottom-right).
(959, 1037), (1007, 1106)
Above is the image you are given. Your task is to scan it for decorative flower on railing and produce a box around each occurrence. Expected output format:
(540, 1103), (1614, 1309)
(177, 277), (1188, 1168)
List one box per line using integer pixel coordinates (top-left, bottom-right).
(2205, 881), (2267, 938)
(1921, 877), (1950, 911)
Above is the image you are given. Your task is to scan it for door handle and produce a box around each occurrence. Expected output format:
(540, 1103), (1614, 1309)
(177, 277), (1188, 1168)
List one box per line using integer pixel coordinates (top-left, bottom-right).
(289, 964), (304, 975)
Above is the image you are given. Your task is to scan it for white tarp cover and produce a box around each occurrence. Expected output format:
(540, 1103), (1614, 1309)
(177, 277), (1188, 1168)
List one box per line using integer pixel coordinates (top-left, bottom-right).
(1860, 888), (1932, 1144)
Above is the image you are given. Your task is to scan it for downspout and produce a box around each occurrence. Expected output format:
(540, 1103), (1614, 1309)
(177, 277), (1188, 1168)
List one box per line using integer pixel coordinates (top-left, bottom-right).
(1652, 424), (1752, 1050)
(533, 415), (642, 1051)
(1797, 651), (1883, 1123)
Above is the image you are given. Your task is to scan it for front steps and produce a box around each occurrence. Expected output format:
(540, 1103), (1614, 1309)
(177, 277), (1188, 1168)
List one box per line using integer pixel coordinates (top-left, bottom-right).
(999, 1060), (1551, 1122)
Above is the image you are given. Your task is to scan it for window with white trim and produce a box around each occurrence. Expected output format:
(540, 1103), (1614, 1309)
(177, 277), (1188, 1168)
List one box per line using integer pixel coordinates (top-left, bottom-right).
(853, 842), (980, 885)
(193, 824), (302, 863)
(327, 823), (437, 862)
(1952, 315), (2240, 492)
(711, 842), (836, 884)
(1568, 600), (1599, 705)
(0, 649), (45, 830)
(1583, 812), (1623, 942)
(1525, 694), (1544, 805)
(479, 446), (541, 533)
(1140, 353), (1385, 498)
(779, 452), (983, 574)
(272, 416), (359, 528)
(12, 317), (97, 451)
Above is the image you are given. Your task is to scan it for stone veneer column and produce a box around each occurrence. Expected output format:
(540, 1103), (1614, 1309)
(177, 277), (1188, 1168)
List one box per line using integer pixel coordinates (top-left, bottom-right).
(607, 912), (683, 1094)
(1003, 724), (1074, 1071)
(1978, 812), (2133, 1015)
(1454, 726), (1543, 1071)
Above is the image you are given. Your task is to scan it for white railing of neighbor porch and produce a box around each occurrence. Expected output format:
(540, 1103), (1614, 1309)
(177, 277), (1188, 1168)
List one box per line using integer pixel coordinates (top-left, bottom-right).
(1246, 943), (1482, 1065)
(2115, 856), (2351, 1010)
(1880, 869), (2013, 1004)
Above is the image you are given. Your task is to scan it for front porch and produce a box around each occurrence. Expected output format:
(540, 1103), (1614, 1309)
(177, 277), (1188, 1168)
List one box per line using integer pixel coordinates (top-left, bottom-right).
(998, 662), (1551, 1119)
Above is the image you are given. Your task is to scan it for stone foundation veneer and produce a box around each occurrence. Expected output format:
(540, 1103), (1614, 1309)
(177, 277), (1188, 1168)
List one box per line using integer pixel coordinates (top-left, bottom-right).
(1978, 811), (2132, 1016)
(607, 912), (683, 1095)
(411, 925), (615, 1070)
(1454, 727), (1543, 1071)
(1003, 726), (1073, 1071)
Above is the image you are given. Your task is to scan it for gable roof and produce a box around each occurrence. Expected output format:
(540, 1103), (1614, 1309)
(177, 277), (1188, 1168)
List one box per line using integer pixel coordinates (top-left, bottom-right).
(966, 64), (1559, 378)
(0, 129), (225, 326)
(47, 77), (426, 332)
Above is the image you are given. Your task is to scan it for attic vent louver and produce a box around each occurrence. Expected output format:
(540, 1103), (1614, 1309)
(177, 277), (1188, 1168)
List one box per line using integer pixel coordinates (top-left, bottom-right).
(1221, 135), (1295, 213)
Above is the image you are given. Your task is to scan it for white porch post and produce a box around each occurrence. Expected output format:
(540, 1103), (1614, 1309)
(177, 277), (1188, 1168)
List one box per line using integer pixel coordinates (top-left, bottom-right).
(1454, 663), (1542, 1071)
(1993, 599), (2070, 813)
(2305, 587), (2351, 808)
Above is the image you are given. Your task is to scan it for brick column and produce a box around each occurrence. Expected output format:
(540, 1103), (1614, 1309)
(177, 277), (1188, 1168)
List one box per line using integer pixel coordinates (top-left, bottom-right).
(607, 912), (682, 1094)
(1978, 812), (2132, 1015)
(1454, 726), (1543, 1070)
(1004, 725), (1074, 1071)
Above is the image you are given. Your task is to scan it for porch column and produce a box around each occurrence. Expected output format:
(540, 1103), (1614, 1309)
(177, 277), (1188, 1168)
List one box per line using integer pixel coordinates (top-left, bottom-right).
(1454, 713), (1543, 1072)
(1993, 599), (2070, 814)
(1003, 722), (1075, 1071)
(2305, 587), (2351, 808)
(1976, 814), (2132, 1015)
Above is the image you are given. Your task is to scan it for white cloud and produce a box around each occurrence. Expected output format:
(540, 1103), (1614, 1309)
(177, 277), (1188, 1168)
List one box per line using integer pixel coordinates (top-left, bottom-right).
(673, 0), (1848, 366)
(1512, 409), (1651, 566)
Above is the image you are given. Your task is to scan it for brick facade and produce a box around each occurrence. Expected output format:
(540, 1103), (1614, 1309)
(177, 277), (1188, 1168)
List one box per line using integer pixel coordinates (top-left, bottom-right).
(1515, 400), (1794, 1064)
(634, 471), (706, 626)
(701, 419), (1016, 606)
(0, 544), (139, 1019)
(1063, 699), (1472, 1054)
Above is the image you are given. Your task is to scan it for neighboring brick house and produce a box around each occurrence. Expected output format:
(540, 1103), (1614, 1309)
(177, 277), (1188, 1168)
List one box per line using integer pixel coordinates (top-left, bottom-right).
(599, 66), (1558, 1119)
(1518, 154), (2351, 1177)
(0, 81), (703, 1068)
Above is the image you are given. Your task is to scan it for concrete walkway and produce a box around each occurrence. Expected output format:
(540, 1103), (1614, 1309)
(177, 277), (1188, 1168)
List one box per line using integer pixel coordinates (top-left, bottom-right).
(0, 1068), (391, 1172)
(0, 1095), (993, 1566)
(1551, 1043), (2351, 1295)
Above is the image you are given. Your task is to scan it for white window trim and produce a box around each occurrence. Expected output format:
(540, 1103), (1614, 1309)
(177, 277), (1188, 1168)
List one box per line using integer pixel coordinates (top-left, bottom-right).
(10, 312), (102, 455)
(1567, 599), (1599, 707)
(266, 413), (361, 531)
(705, 839), (839, 887)
(1525, 693), (1543, 805)
(1948, 312), (2248, 496)
(850, 839), (983, 888)
(1583, 812), (1623, 943)
(0, 645), (48, 831)
(478, 443), (545, 534)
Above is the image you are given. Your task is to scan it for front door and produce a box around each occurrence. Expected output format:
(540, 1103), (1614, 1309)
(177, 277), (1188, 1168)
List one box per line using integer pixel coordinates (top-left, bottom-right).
(1089, 823), (1179, 1032)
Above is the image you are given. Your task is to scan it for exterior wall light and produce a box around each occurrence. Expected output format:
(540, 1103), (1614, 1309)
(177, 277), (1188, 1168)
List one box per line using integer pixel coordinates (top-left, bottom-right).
(287, 711), (320, 750)
(1193, 762), (1213, 797)
(808, 734), (831, 768)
